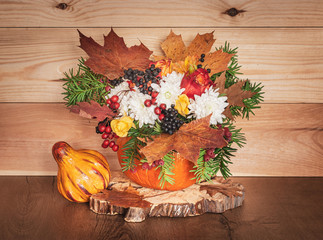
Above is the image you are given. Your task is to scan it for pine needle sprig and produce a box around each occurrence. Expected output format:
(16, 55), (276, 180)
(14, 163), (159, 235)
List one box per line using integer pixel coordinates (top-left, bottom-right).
(229, 80), (264, 120)
(120, 121), (162, 172)
(62, 58), (109, 106)
(191, 121), (245, 182)
(213, 41), (242, 87)
(120, 136), (141, 172)
(212, 42), (264, 120)
(190, 149), (215, 183)
(220, 120), (246, 148)
(156, 152), (176, 189)
(212, 147), (236, 179)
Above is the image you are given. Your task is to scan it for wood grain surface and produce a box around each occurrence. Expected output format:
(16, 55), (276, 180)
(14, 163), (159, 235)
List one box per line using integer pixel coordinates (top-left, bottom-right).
(0, 176), (322, 240)
(0, 0), (322, 177)
(0, 0), (323, 27)
(0, 28), (322, 103)
(0, 103), (322, 176)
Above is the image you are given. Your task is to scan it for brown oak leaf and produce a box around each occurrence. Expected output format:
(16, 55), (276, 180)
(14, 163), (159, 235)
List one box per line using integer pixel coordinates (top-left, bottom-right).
(70, 100), (115, 122)
(215, 72), (256, 120)
(157, 31), (232, 75)
(140, 115), (227, 165)
(78, 28), (153, 79)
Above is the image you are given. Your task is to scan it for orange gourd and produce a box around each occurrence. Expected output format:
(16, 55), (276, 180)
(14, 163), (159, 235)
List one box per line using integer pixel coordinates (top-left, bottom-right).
(52, 141), (111, 202)
(116, 137), (196, 191)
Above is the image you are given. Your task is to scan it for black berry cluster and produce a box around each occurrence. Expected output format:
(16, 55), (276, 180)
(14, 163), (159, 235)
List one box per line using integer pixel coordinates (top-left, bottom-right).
(160, 105), (184, 135)
(197, 53), (211, 73)
(123, 65), (161, 95)
(109, 77), (123, 87)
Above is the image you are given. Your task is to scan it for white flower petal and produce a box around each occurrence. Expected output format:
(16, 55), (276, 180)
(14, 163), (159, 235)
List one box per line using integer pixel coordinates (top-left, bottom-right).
(156, 71), (185, 108)
(189, 87), (228, 125)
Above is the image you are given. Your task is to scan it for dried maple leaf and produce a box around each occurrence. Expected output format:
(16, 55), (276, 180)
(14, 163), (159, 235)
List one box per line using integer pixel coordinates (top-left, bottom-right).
(203, 50), (235, 76)
(159, 31), (216, 62)
(92, 189), (151, 209)
(140, 115), (227, 165)
(78, 28), (153, 79)
(200, 184), (243, 197)
(70, 100), (115, 122)
(157, 31), (232, 75)
(160, 30), (187, 62)
(215, 72), (256, 120)
(187, 32), (216, 58)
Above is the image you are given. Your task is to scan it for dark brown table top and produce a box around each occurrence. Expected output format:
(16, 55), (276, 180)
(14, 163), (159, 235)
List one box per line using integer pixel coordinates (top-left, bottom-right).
(1, 176), (322, 240)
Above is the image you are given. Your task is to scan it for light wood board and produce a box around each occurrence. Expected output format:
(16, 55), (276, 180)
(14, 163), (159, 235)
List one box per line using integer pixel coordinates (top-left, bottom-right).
(0, 0), (322, 176)
(0, 103), (321, 176)
(0, 28), (322, 103)
(0, 0), (322, 27)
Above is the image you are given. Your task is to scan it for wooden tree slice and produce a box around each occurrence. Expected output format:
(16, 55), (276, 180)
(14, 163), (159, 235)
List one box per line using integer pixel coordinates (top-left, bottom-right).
(90, 171), (244, 222)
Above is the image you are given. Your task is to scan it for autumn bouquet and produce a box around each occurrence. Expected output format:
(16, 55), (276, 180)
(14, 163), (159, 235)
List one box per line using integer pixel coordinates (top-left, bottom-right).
(62, 29), (263, 190)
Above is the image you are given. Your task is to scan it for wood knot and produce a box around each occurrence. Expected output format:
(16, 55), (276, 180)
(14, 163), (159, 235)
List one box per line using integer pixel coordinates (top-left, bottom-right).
(56, 3), (68, 10)
(223, 8), (246, 17)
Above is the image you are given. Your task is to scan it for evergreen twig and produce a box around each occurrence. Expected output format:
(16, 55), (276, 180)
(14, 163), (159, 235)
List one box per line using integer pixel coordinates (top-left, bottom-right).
(62, 58), (109, 106)
(156, 152), (176, 188)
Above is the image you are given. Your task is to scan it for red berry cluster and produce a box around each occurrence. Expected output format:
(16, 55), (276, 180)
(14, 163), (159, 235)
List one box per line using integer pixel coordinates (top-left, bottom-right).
(144, 91), (159, 106)
(203, 125), (233, 161)
(217, 124), (232, 142)
(96, 120), (119, 152)
(141, 159), (164, 170)
(106, 95), (120, 111)
(153, 103), (166, 121)
(223, 127), (232, 142)
(143, 92), (168, 121)
(204, 148), (216, 162)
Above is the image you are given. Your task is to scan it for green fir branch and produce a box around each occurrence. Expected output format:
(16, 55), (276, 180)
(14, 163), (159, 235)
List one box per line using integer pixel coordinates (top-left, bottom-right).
(120, 121), (162, 172)
(212, 41), (242, 86)
(62, 58), (109, 106)
(156, 152), (176, 189)
(220, 120), (246, 148)
(211, 42), (264, 120)
(191, 121), (245, 182)
(212, 147), (236, 179)
(190, 149), (214, 183)
(120, 136), (142, 172)
(229, 81), (264, 120)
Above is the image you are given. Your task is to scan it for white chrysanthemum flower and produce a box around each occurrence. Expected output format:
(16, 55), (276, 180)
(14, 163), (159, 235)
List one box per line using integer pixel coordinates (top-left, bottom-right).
(152, 71), (185, 108)
(189, 87), (229, 125)
(127, 90), (158, 127)
(107, 81), (129, 98)
(107, 81), (131, 114)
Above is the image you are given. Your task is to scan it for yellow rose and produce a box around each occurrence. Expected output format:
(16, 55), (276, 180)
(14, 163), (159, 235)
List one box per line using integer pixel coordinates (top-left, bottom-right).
(175, 94), (190, 116)
(110, 116), (133, 137)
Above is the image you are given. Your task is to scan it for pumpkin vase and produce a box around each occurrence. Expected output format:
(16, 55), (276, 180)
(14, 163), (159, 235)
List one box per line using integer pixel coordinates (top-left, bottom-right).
(116, 137), (196, 191)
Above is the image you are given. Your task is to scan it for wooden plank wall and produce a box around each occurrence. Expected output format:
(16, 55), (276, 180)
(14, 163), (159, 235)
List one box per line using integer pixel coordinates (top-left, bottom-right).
(0, 0), (322, 176)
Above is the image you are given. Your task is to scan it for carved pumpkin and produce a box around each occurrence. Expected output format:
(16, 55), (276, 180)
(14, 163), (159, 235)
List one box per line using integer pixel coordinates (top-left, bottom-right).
(116, 137), (196, 191)
(52, 141), (111, 202)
